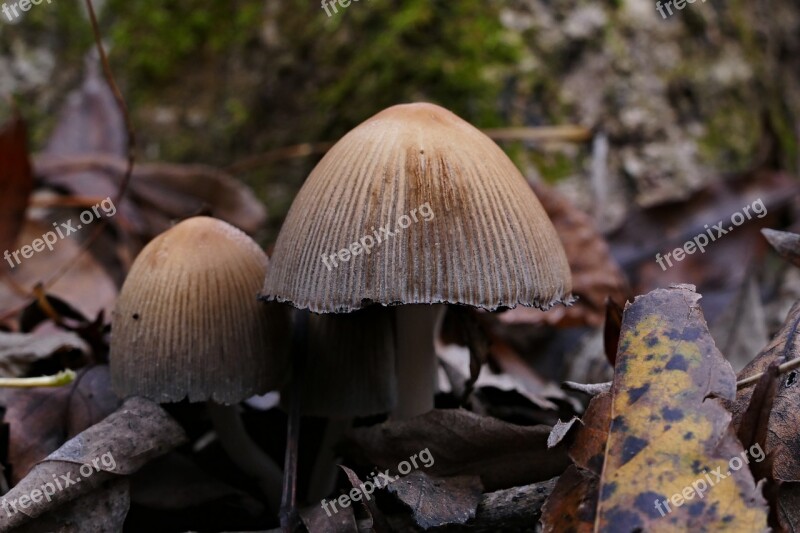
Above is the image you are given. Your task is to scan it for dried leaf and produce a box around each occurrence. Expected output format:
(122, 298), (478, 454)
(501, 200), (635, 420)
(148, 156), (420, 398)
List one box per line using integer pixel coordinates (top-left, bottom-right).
(16, 478), (130, 533)
(386, 471), (482, 529)
(732, 300), (800, 482)
(762, 228), (800, 268)
(0, 115), (34, 260)
(0, 219), (118, 322)
(543, 285), (768, 532)
(596, 285), (766, 531)
(342, 409), (568, 491)
(0, 331), (88, 377)
(340, 465), (391, 532)
(0, 396), (185, 530)
(603, 298), (624, 366)
(547, 416), (580, 449)
(540, 465), (599, 533)
(5, 365), (120, 483)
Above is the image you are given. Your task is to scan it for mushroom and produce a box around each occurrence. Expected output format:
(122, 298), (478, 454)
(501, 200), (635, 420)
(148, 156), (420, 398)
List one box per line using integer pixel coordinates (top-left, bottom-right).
(111, 216), (289, 510)
(262, 102), (573, 419)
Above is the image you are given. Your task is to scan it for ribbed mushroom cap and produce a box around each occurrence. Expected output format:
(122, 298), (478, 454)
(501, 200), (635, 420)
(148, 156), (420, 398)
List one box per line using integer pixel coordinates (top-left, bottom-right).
(111, 216), (288, 404)
(262, 103), (572, 313)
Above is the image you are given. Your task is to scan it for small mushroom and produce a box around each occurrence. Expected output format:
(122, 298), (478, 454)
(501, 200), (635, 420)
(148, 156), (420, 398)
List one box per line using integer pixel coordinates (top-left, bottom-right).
(262, 102), (573, 419)
(111, 216), (289, 510)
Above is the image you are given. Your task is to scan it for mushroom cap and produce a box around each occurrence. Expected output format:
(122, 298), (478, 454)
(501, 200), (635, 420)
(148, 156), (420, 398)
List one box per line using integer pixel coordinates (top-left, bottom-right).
(111, 216), (289, 404)
(261, 102), (573, 313)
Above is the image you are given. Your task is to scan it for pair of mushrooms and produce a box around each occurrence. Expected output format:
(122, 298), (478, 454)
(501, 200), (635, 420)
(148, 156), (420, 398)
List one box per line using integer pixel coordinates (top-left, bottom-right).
(110, 102), (572, 509)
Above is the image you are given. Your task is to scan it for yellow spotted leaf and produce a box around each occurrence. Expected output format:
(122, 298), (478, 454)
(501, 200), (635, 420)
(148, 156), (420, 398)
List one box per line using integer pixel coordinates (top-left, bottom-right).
(596, 285), (768, 531)
(543, 285), (768, 532)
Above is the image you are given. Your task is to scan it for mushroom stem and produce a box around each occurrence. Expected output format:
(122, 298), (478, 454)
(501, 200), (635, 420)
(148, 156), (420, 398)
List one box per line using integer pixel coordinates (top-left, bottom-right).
(281, 309), (309, 531)
(307, 417), (351, 501)
(207, 402), (282, 512)
(393, 304), (446, 419)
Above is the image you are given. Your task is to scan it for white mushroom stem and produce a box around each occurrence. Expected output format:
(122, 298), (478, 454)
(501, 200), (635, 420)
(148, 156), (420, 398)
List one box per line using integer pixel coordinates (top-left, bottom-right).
(207, 402), (283, 512)
(393, 304), (446, 419)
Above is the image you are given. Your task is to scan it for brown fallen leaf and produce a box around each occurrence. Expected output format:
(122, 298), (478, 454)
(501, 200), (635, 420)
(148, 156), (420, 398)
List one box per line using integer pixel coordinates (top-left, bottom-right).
(610, 171), (798, 324)
(299, 484), (359, 533)
(731, 300), (800, 530)
(386, 471), (483, 530)
(542, 285), (768, 532)
(0, 331), (88, 378)
(15, 478), (130, 533)
(4, 365), (120, 483)
(34, 154), (269, 238)
(734, 360), (780, 530)
(762, 228), (800, 269)
(338, 465), (392, 533)
(0, 396), (186, 531)
(732, 300), (800, 482)
(0, 114), (34, 264)
(341, 408), (569, 491)
(0, 218), (118, 324)
(541, 465), (599, 533)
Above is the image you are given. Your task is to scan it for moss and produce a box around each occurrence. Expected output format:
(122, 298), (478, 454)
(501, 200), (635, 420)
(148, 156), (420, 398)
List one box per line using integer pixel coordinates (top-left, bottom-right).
(102, 0), (262, 88)
(530, 150), (580, 184)
(698, 104), (761, 170)
(307, 0), (523, 135)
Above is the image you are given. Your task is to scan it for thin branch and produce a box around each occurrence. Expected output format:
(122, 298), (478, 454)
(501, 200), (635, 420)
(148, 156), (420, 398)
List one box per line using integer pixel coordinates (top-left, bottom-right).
(43, 0), (136, 290)
(737, 356), (800, 390)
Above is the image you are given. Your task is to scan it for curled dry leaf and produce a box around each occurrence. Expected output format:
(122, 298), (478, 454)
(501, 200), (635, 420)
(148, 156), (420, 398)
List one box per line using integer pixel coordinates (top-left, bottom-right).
(341, 408), (569, 492)
(542, 285), (768, 532)
(386, 471), (483, 530)
(0, 396), (186, 531)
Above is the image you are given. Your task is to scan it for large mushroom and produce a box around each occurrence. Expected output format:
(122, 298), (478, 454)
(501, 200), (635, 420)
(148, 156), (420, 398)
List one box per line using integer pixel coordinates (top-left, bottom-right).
(111, 216), (289, 509)
(262, 102), (573, 419)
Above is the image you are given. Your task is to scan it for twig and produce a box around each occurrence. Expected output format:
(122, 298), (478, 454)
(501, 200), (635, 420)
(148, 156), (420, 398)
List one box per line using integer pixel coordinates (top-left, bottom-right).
(737, 356), (800, 390)
(483, 125), (592, 143)
(562, 381), (612, 396)
(224, 125), (592, 175)
(42, 0), (135, 291)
